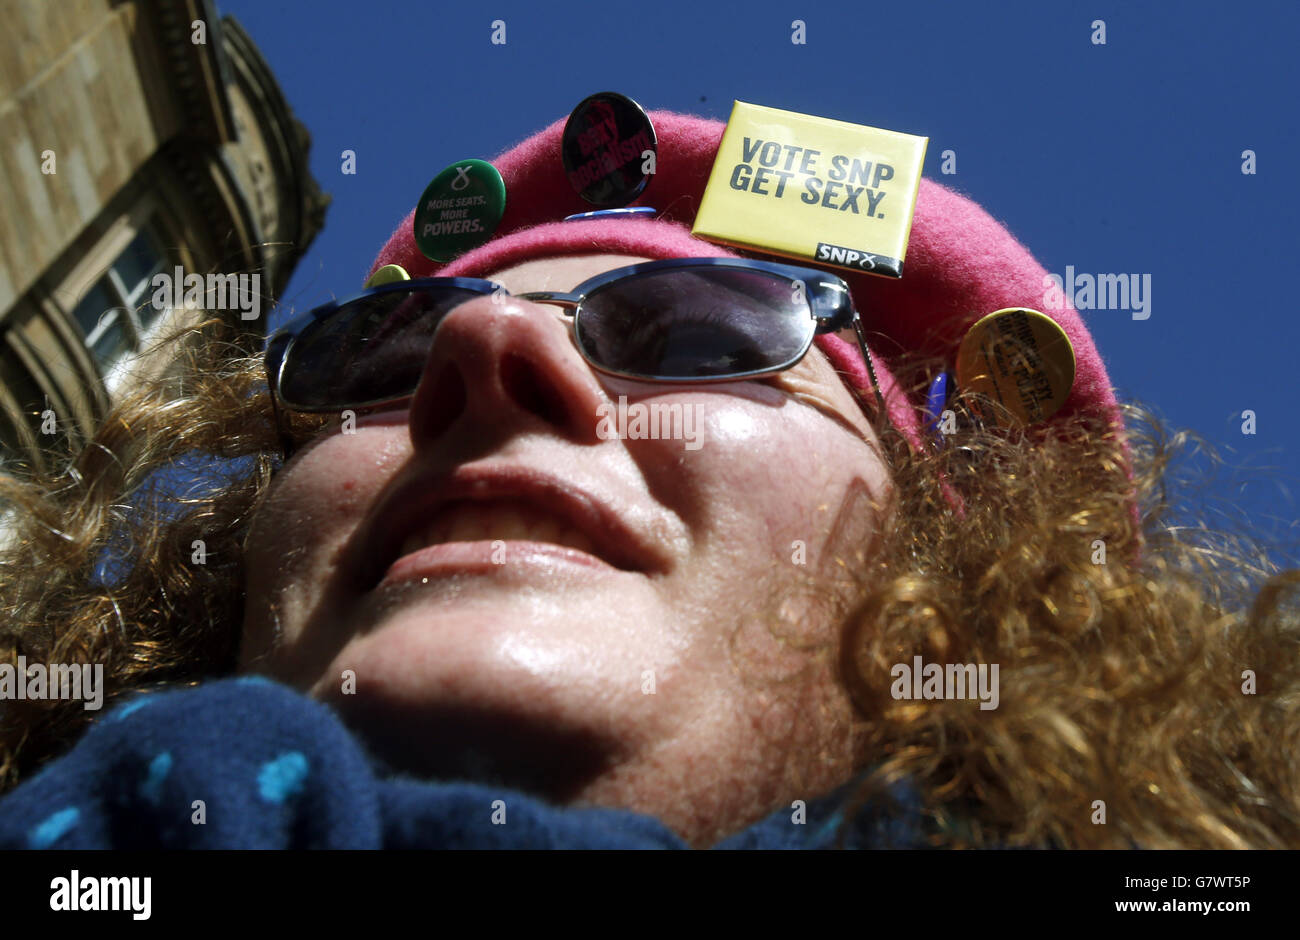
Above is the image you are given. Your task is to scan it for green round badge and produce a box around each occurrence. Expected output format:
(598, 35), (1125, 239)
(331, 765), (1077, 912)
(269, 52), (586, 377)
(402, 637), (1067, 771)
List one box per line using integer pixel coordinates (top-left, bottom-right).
(413, 159), (506, 263)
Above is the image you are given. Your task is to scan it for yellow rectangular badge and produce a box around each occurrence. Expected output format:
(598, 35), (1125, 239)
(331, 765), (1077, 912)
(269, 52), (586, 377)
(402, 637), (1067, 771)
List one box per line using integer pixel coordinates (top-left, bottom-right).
(692, 101), (928, 278)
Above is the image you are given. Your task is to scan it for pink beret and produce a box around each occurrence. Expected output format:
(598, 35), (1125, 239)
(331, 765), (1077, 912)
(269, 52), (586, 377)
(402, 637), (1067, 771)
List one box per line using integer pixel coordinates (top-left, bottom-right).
(368, 110), (1129, 480)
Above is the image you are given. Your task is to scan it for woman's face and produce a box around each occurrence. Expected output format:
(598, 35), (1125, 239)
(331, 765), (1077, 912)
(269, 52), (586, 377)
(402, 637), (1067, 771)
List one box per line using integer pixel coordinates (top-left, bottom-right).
(239, 253), (892, 847)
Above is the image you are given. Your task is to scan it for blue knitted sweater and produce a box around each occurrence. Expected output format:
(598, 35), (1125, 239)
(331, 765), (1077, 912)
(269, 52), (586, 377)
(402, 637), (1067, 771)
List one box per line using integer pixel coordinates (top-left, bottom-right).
(0, 676), (928, 849)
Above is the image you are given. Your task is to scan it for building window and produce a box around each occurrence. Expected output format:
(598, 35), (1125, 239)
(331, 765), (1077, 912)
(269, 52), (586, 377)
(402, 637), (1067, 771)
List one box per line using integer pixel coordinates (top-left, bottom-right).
(69, 224), (170, 372)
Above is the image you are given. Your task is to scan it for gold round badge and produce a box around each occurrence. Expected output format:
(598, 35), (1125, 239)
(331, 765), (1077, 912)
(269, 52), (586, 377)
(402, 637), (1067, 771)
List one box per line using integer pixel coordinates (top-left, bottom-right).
(955, 308), (1076, 426)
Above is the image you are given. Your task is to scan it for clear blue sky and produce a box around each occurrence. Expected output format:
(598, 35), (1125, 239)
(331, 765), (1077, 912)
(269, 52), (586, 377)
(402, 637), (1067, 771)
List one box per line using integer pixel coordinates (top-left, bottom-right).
(217, 0), (1300, 556)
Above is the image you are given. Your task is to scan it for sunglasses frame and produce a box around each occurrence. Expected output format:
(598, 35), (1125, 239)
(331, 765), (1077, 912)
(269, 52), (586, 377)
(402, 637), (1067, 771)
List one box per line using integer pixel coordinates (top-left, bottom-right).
(265, 257), (886, 450)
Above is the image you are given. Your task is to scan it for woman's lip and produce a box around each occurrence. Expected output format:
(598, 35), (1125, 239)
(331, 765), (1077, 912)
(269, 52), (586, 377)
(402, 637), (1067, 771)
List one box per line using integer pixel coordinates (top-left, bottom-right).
(378, 540), (614, 588)
(352, 465), (681, 593)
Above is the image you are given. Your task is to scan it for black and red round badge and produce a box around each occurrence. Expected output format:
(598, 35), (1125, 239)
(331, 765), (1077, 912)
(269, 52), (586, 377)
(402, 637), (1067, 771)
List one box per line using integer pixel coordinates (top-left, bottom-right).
(561, 92), (658, 207)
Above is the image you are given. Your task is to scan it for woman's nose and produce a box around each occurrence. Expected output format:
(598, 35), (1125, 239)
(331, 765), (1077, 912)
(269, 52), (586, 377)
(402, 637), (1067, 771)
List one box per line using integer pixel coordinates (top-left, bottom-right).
(406, 295), (609, 450)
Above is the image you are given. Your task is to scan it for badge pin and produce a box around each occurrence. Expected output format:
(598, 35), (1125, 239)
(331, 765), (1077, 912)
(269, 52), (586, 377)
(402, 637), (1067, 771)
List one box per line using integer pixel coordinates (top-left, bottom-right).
(561, 92), (658, 208)
(413, 159), (507, 263)
(924, 371), (952, 443)
(363, 264), (411, 289)
(563, 207), (658, 222)
(691, 100), (928, 280)
(955, 308), (1076, 427)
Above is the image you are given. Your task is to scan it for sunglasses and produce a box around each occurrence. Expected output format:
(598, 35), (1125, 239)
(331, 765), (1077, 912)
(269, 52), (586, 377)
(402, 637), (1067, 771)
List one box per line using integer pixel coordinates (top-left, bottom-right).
(265, 257), (885, 446)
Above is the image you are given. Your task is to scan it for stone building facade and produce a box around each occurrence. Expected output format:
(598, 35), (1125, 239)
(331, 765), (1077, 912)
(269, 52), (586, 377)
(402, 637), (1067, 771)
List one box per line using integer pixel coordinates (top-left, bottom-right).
(0, 0), (328, 474)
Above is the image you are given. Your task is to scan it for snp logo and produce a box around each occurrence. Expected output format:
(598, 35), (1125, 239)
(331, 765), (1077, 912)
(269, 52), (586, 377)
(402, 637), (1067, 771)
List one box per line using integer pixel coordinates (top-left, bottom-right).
(815, 242), (877, 271)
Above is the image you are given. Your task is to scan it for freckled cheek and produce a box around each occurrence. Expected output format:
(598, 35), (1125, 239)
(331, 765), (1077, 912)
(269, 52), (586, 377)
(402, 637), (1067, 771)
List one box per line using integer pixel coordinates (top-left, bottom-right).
(277, 429), (401, 517)
(697, 401), (843, 478)
(246, 460), (372, 579)
(680, 405), (850, 548)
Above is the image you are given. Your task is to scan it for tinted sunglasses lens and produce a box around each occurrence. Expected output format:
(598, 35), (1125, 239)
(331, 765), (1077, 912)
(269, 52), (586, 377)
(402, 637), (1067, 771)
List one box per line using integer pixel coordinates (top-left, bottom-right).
(575, 267), (814, 379)
(278, 286), (487, 409)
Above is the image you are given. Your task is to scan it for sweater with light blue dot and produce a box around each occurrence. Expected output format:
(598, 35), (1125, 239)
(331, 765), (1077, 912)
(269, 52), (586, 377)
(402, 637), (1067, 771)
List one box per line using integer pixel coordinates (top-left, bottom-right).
(0, 677), (925, 849)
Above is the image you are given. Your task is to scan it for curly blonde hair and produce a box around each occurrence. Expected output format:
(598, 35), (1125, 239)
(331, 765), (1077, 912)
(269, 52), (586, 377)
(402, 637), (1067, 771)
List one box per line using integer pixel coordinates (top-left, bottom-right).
(1, 315), (1297, 848)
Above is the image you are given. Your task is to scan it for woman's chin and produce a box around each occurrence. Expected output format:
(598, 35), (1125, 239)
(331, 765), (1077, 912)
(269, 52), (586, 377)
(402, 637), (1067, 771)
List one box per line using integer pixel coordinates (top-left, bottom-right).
(300, 602), (672, 792)
(318, 670), (628, 801)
